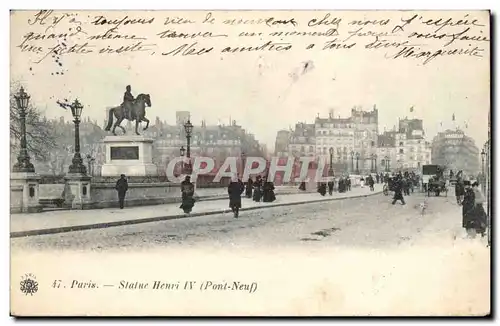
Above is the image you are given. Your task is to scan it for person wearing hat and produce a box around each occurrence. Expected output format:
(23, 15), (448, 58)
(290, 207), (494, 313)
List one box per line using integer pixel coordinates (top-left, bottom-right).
(115, 174), (129, 209)
(462, 180), (477, 237)
(228, 173), (245, 218)
(180, 175), (195, 214)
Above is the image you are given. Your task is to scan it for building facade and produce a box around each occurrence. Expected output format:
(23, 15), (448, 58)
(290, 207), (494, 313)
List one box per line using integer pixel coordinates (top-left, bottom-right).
(431, 129), (480, 176)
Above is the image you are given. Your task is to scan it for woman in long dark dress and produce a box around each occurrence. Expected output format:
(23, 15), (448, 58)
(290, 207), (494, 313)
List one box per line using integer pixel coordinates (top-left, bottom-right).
(263, 181), (276, 202)
(180, 176), (195, 214)
(462, 181), (478, 238)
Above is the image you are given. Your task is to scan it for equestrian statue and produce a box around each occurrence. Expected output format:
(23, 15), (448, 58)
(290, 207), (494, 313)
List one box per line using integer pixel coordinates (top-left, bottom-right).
(105, 85), (152, 135)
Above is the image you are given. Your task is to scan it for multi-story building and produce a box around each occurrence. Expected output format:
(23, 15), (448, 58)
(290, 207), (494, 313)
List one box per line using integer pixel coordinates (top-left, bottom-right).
(274, 130), (291, 157)
(431, 128), (480, 176)
(288, 122), (315, 157)
(314, 107), (378, 173)
(376, 118), (432, 173)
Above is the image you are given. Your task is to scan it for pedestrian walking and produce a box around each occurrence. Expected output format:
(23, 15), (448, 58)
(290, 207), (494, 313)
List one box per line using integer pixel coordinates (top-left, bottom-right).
(253, 175), (263, 202)
(360, 177), (365, 188)
(368, 175), (375, 191)
(245, 178), (253, 198)
(228, 174), (245, 218)
(115, 174), (128, 209)
(327, 179), (334, 195)
(180, 176), (195, 214)
(391, 176), (406, 205)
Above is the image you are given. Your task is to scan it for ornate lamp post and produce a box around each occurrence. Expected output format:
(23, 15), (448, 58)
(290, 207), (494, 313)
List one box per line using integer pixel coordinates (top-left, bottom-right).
(350, 150), (354, 173)
(183, 119), (193, 174)
(180, 146), (185, 172)
(329, 147), (334, 177)
(355, 152), (360, 174)
(13, 87), (35, 173)
(241, 151), (247, 179)
(68, 99), (87, 174)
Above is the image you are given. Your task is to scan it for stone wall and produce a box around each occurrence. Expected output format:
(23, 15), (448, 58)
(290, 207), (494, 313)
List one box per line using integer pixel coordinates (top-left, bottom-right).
(10, 185), (23, 213)
(90, 182), (181, 209)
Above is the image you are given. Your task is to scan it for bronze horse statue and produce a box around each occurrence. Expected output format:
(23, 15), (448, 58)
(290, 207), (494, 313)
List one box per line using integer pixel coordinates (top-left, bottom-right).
(105, 93), (151, 135)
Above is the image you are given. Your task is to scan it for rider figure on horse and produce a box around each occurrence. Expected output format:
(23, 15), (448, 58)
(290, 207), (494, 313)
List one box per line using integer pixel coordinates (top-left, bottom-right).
(122, 85), (135, 120)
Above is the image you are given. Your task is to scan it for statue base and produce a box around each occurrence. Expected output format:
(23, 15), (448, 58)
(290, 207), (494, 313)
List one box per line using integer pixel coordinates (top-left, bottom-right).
(101, 135), (158, 177)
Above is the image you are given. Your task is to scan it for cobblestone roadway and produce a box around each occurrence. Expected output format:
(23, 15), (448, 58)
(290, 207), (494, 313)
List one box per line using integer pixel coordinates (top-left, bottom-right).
(11, 193), (467, 252)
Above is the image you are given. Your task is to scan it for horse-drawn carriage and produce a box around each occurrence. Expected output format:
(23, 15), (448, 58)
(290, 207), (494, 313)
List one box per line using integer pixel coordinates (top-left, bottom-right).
(422, 165), (448, 197)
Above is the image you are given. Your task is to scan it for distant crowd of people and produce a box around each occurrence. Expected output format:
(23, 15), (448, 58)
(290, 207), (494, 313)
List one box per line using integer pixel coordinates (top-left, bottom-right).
(113, 168), (488, 241)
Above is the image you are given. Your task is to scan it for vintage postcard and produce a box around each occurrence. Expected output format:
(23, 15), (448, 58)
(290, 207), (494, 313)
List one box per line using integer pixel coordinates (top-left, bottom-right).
(10, 10), (490, 316)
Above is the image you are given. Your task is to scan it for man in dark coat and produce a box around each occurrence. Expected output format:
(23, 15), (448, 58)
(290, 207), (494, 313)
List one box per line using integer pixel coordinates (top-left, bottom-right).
(245, 178), (253, 198)
(347, 177), (351, 191)
(228, 175), (245, 218)
(375, 174), (380, 184)
(327, 178), (334, 195)
(115, 174), (128, 209)
(368, 175), (375, 191)
(180, 176), (195, 213)
(299, 181), (306, 191)
(391, 176), (405, 205)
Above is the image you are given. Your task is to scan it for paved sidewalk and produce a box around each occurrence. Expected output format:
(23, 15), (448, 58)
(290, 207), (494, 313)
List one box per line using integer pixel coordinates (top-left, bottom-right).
(10, 185), (383, 237)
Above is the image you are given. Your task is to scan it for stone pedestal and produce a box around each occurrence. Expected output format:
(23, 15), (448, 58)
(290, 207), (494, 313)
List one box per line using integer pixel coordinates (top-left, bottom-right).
(10, 172), (43, 213)
(101, 135), (158, 177)
(64, 173), (93, 210)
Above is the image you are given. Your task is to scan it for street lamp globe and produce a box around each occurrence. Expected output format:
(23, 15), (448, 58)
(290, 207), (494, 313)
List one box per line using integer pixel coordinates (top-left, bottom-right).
(71, 99), (83, 120)
(180, 146), (186, 157)
(350, 150), (354, 158)
(356, 152), (360, 159)
(329, 147), (334, 155)
(184, 119), (193, 136)
(481, 148), (486, 159)
(14, 87), (30, 110)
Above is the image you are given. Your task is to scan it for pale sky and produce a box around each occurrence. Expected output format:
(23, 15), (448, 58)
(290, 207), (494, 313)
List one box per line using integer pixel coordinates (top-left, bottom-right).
(10, 10), (490, 151)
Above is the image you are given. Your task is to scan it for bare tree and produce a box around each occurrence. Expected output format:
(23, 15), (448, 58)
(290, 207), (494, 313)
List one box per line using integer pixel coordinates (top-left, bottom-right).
(10, 81), (57, 161)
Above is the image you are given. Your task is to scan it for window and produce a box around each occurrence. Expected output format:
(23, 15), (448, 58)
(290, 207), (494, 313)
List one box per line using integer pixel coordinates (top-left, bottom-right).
(371, 141), (375, 146)
(309, 146), (314, 152)
(399, 149), (404, 154)
(399, 141), (404, 146)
